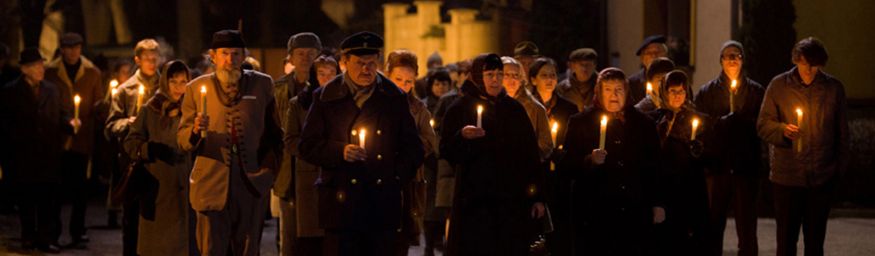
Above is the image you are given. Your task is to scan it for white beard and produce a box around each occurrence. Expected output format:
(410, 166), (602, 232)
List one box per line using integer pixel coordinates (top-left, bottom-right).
(216, 68), (242, 85)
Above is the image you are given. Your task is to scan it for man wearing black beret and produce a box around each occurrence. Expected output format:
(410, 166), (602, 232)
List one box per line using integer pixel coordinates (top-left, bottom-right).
(298, 31), (423, 255)
(177, 29), (284, 256)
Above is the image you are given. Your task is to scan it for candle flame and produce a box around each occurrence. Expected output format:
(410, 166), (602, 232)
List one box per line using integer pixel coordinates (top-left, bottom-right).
(796, 108), (803, 117)
(731, 79), (737, 90)
(692, 118), (700, 128)
(74, 94), (81, 105)
(201, 85), (207, 94)
(111, 88), (118, 96)
(601, 115), (608, 126)
(110, 79), (119, 89)
(429, 118), (435, 128)
(646, 82), (653, 94)
(477, 105), (483, 114)
(138, 84), (145, 94)
(551, 121), (559, 134)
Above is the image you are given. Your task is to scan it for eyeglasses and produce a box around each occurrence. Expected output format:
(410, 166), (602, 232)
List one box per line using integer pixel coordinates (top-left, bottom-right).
(722, 54), (743, 61)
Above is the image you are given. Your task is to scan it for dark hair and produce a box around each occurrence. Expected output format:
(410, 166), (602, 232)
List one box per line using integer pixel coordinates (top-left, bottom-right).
(527, 57), (557, 86)
(426, 67), (451, 98)
(792, 37), (828, 66)
(660, 70), (694, 109)
(646, 57), (675, 81)
(386, 49), (419, 76)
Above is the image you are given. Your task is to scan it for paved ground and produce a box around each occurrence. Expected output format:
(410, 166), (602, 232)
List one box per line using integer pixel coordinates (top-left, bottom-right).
(2, 200), (874, 255)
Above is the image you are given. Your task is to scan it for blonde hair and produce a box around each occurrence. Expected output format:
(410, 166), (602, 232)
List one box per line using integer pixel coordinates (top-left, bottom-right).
(134, 39), (160, 57)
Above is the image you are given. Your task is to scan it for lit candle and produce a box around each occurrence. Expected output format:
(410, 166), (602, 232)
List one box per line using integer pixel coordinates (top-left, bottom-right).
(73, 94), (81, 120)
(730, 79), (737, 113)
(109, 79), (119, 96)
(691, 118), (700, 141)
(550, 120), (559, 171)
(429, 118), (435, 129)
(200, 85), (208, 137)
(599, 115), (608, 150)
(136, 84), (145, 113)
(476, 105), (484, 128)
(796, 108), (803, 152)
(646, 82), (653, 97)
(359, 128), (367, 149)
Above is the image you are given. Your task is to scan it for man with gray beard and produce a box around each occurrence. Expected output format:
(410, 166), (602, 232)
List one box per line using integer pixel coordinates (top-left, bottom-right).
(177, 29), (283, 256)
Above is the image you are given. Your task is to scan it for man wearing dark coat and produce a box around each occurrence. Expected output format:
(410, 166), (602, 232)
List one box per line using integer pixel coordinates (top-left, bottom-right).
(628, 35), (669, 105)
(298, 31), (424, 256)
(694, 40), (765, 256)
(440, 53), (546, 256)
(0, 47), (71, 253)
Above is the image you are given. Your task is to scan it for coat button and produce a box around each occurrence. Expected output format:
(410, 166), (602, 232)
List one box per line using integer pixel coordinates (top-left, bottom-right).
(350, 179), (358, 185)
(377, 154), (382, 160)
(376, 179), (382, 185)
(614, 140), (621, 145)
(620, 185), (626, 190)
(376, 130), (382, 135)
(617, 161), (624, 167)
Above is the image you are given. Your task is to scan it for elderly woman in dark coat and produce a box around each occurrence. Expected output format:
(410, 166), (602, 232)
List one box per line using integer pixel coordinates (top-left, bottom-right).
(647, 70), (710, 255)
(123, 60), (195, 256)
(558, 67), (663, 256)
(440, 53), (546, 256)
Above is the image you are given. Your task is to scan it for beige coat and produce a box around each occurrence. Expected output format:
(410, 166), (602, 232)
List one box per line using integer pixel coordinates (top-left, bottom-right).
(44, 56), (103, 154)
(177, 70), (283, 212)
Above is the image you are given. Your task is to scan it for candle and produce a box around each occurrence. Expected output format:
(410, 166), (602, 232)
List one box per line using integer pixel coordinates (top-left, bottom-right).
(429, 118), (435, 129)
(691, 118), (700, 141)
(73, 94), (81, 120)
(476, 105), (484, 128)
(136, 84), (145, 113)
(200, 85), (208, 137)
(359, 128), (366, 149)
(730, 80), (737, 113)
(110, 79), (118, 90)
(599, 115), (608, 150)
(796, 108), (803, 152)
(550, 121), (559, 147)
(646, 82), (653, 97)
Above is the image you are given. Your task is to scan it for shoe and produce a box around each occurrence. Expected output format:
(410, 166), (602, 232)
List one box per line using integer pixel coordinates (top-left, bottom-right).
(37, 244), (61, 254)
(73, 234), (90, 243)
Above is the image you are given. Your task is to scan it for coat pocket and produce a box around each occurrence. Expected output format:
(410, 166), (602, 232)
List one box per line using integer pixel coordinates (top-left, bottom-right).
(189, 156), (229, 212)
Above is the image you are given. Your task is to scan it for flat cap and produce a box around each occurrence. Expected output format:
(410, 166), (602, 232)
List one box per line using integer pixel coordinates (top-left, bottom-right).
(636, 35), (667, 56)
(60, 32), (84, 47)
(287, 32), (322, 52)
(569, 48), (598, 61)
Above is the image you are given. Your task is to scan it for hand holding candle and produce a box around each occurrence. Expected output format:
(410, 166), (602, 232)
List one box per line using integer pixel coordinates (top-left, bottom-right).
(599, 115), (608, 150)
(476, 104), (484, 128)
(691, 118), (700, 141)
(110, 79), (119, 96)
(795, 108), (803, 152)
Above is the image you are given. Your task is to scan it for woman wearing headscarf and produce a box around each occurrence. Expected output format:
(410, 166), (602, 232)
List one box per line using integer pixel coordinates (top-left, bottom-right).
(123, 60), (195, 256)
(558, 67), (663, 255)
(647, 70), (710, 255)
(440, 53), (545, 256)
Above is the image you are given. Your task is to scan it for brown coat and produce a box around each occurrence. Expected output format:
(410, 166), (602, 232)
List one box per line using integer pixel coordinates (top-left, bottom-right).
(106, 69), (160, 140)
(44, 57), (103, 154)
(177, 70), (283, 212)
(282, 95), (324, 237)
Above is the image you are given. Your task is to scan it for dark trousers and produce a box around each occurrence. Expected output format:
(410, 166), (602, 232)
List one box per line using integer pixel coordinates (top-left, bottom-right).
(122, 194), (140, 256)
(61, 151), (89, 239)
(17, 182), (61, 246)
(706, 173), (759, 256)
(324, 229), (397, 256)
(773, 180), (834, 256)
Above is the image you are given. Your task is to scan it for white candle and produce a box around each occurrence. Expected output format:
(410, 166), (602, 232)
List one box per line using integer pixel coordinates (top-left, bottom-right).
(136, 84), (145, 113)
(476, 105), (484, 128)
(599, 115), (608, 150)
(691, 118), (700, 141)
(73, 94), (81, 120)
(730, 79), (737, 113)
(550, 120), (559, 146)
(200, 85), (208, 137)
(796, 108), (803, 152)
(359, 128), (366, 149)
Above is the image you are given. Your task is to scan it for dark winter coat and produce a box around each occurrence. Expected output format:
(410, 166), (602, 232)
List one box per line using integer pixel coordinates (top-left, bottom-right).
(558, 106), (661, 255)
(0, 78), (70, 184)
(44, 56), (103, 155)
(694, 73), (765, 175)
(298, 73), (424, 231)
(757, 67), (849, 187)
(440, 80), (544, 256)
(557, 72), (597, 112)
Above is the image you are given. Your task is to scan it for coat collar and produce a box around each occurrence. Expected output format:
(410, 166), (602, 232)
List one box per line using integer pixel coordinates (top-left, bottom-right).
(48, 56), (94, 88)
(319, 72), (401, 102)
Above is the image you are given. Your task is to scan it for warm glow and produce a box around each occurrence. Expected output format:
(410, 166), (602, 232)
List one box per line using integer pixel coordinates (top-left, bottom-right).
(359, 128), (367, 149)
(600, 115), (608, 126)
(429, 118), (435, 128)
(796, 108), (803, 117)
(138, 84), (145, 95)
(73, 95), (81, 105)
(477, 105), (483, 115)
(646, 82), (653, 94)
(731, 79), (737, 90)
(692, 118), (700, 128)
(110, 79), (119, 89)
(201, 85), (207, 94)
(551, 121), (559, 134)
(111, 88), (118, 96)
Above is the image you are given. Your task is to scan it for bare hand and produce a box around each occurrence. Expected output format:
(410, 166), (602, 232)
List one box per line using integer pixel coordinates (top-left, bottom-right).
(193, 114), (209, 134)
(591, 149), (607, 165)
(128, 116), (137, 123)
(461, 125), (485, 139)
(343, 144), (367, 162)
(531, 202), (546, 219)
(653, 206), (666, 224)
(70, 118), (82, 134)
(783, 124), (800, 140)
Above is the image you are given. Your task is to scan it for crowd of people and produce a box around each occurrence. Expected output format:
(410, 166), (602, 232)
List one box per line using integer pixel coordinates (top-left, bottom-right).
(0, 27), (848, 256)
